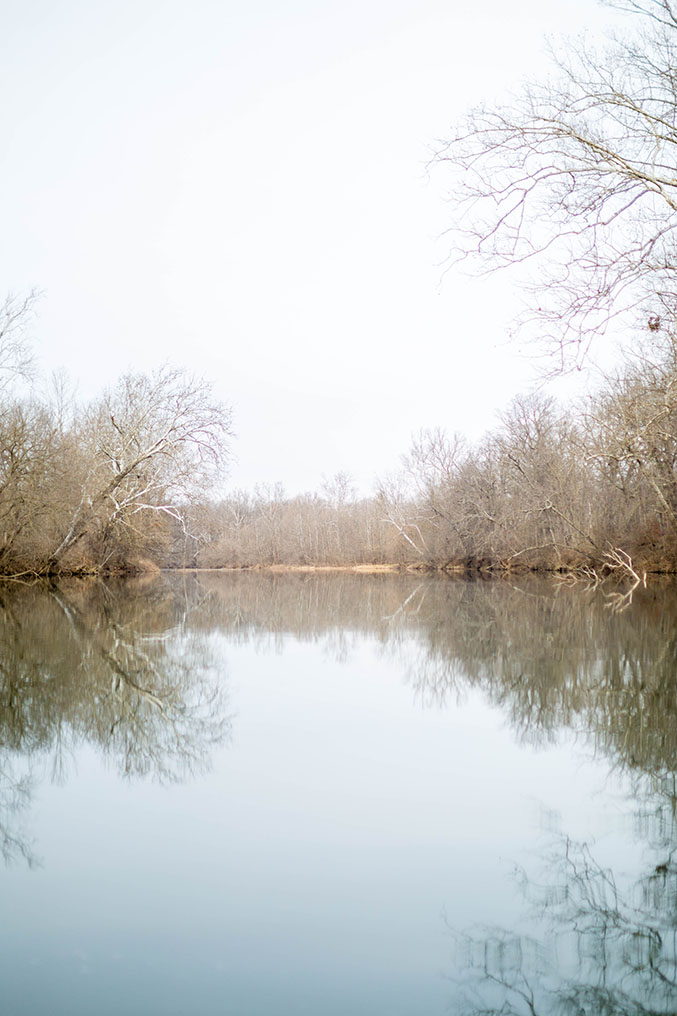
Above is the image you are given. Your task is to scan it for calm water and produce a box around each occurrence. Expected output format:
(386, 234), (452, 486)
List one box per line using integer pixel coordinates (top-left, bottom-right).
(1, 572), (676, 1014)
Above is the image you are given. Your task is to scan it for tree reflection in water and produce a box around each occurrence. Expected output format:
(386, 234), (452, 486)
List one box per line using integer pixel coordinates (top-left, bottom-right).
(0, 577), (230, 865)
(0, 758), (35, 867)
(186, 573), (677, 1014)
(2, 554), (677, 1006)
(451, 824), (677, 1015)
(194, 572), (677, 779)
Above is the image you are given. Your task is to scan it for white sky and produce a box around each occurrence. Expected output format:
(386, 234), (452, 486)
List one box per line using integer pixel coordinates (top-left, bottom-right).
(0, 0), (624, 496)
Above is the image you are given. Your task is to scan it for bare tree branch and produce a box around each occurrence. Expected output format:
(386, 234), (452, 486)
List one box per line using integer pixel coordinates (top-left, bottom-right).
(435, 2), (677, 371)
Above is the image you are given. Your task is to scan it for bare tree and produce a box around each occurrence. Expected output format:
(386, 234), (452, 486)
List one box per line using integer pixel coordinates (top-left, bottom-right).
(0, 292), (38, 390)
(377, 473), (432, 560)
(584, 330), (677, 560)
(435, 0), (677, 371)
(0, 399), (64, 569)
(48, 366), (232, 570)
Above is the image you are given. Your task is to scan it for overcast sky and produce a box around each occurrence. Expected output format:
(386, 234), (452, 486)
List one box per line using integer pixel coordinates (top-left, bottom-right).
(1, 0), (624, 495)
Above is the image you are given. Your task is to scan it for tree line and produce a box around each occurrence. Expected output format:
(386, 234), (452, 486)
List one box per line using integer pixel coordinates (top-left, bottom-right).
(5, 293), (677, 575)
(182, 330), (677, 577)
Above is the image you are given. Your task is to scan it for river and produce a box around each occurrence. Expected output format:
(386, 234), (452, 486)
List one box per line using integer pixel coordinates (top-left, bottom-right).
(1, 572), (675, 1014)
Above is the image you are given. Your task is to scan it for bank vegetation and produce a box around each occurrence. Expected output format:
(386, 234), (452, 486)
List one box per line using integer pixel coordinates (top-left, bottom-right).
(186, 329), (677, 578)
(5, 291), (677, 577)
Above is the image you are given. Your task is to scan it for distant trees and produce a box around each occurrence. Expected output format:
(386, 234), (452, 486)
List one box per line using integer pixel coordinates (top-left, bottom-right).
(198, 478), (394, 569)
(435, 0), (677, 370)
(169, 329), (677, 577)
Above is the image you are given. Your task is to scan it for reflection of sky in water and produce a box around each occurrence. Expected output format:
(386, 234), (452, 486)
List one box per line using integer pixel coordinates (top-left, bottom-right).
(0, 621), (648, 1016)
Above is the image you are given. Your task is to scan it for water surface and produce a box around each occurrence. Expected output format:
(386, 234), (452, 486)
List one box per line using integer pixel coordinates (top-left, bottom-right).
(1, 573), (676, 1014)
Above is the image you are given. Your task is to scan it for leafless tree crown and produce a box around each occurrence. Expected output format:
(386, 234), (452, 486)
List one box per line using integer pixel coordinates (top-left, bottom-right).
(435, 0), (677, 371)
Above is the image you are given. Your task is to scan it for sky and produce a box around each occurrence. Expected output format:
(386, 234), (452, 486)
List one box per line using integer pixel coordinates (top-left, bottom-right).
(0, 0), (626, 496)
